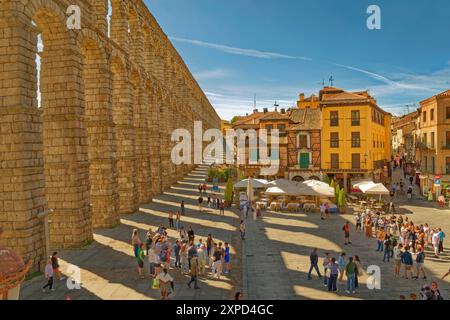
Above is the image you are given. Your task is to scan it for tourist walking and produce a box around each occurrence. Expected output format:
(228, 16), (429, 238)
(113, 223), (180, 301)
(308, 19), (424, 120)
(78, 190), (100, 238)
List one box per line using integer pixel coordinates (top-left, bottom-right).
(187, 254), (200, 289)
(198, 196), (204, 212)
(168, 211), (174, 228)
(393, 243), (403, 277)
(354, 256), (363, 289)
(180, 241), (189, 274)
(240, 220), (246, 240)
(197, 241), (207, 276)
(414, 246), (427, 280)
(145, 228), (153, 255)
(401, 246), (413, 279)
(343, 221), (352, 245)
(137, 243), (145, 279)
(212, 246), (223, 279)
(181, 201), (186, 216)
(338, 252), (346, 282)
(307, 248), (322, 280)
(219, 201), (225, 215)
(327, 257), (339, 292)
(365, 216), (373, 239)
(175, 211), (181, 231)
(131, 229), (141, 257)
(42, 258), (55, 293)
(224, 242), (231, 274)
(156, 268), (174, 300)
(345, 257), (358, 294)
(188, 226), (195, 243)
(383, 235), (393, 262)
(206, 234), (213, 263)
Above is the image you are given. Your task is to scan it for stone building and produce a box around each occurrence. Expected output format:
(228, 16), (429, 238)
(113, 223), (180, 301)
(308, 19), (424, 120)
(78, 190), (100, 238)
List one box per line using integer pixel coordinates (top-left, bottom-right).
(0, 0), (221, 272)
(391, 111), (419, 164)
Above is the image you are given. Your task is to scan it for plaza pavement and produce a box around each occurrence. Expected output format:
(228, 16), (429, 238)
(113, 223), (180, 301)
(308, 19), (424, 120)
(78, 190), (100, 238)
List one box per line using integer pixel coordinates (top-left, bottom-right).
(20, 165), (449, 300)
(20, 161), (242, 300)
(243, 169), (450, 300)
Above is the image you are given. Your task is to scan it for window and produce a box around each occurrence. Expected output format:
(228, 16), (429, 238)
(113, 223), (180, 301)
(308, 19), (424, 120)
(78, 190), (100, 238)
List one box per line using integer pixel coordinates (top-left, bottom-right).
(277, 124), (286, 136)
(266, 125), (273, 132)
(351, 110), (360, 126)
(431, 132), (435, 148)
(351, 132), (361, 148)
(423, 111), (427, 123)
(446, 157), (450, 174)
(423, 133), (427, 144)
(430, 109), (435, 121)
(297, 134), (309, 148)
(330, 111), (339, 126)
(352, 154), (361, 169)
(447, 107), (450, 119)
(330, 132), (339, 148)
(446, 131), (450, 147)
(424, 156), (428, 171)
(331, 154), (339, 169)
(431, 156), (435, 174)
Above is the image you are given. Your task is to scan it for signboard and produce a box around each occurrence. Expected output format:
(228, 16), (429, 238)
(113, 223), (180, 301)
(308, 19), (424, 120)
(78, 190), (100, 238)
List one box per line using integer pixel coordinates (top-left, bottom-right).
(435, 175), (441, 186)
(212, 178), (220, 192)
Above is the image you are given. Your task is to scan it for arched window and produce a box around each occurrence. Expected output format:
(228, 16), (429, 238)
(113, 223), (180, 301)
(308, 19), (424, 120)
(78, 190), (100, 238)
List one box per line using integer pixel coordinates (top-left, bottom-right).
(292, 176), (305, 182)
(297, 132), (311, 149)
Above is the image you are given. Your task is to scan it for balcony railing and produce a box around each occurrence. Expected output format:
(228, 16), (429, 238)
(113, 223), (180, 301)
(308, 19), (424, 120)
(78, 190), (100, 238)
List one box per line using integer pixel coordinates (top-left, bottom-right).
(416, 142), (436, 150)
(442, 143), (450, 150)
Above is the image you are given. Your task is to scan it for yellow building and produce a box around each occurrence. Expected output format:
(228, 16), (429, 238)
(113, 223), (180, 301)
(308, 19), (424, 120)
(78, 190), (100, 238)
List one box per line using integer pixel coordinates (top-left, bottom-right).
(317, 87), (392, 190)
(416, 90), (450, 196)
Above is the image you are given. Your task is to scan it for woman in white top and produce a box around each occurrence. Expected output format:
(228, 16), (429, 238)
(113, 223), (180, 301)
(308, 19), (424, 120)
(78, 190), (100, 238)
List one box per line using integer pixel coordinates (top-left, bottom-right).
(156, 268), (174, 300)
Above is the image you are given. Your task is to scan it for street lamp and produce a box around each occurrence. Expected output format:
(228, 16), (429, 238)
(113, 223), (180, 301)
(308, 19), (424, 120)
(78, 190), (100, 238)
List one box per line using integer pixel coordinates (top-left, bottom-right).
(37, 208), (54, 268)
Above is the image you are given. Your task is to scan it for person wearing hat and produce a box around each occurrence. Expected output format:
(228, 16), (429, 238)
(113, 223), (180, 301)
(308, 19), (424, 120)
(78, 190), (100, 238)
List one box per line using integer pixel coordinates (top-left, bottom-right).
(187, 252), (200, 289)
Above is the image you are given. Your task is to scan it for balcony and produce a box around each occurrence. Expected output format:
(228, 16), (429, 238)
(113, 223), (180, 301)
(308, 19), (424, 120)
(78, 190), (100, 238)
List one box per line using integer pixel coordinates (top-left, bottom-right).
(442, 143), (450, 150)
(416, 142), (436, 150)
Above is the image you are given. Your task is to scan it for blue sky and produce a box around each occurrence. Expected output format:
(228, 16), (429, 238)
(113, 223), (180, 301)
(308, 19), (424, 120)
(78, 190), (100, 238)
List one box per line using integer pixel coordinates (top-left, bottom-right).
(147, 0), (450, 120)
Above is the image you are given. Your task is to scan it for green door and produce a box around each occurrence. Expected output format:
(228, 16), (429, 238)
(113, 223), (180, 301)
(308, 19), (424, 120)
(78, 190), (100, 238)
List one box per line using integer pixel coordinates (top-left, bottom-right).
(299, 153), (309, 169)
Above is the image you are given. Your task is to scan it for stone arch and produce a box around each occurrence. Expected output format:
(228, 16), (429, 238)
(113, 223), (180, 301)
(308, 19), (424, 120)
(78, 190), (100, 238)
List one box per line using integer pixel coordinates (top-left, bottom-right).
(111, 57), (138, 214)
(292, 176), (305, 182)
(131, 68), (152, 203)
(31, 4), (93, 249)
(309, 176), (321, 181)
(80, 34), (120, 228)
(110, 0), (129, 51)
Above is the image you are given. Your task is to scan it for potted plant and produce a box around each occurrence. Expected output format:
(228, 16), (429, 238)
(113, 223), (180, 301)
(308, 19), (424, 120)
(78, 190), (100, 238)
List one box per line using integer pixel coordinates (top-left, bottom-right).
(338, 188), (347, 214)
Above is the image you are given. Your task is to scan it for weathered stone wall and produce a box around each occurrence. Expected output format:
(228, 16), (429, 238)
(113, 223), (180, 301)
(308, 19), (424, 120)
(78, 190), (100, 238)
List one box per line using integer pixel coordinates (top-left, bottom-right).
(0, 0), (221, 272)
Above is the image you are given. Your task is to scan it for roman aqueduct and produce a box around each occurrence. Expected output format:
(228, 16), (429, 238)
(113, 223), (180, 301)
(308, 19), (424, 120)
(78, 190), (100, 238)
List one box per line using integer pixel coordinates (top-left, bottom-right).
(0, 0), (221, 271)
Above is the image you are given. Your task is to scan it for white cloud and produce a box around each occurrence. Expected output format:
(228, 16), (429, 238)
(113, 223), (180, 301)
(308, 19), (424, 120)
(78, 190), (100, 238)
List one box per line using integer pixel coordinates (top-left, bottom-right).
(194, 68), (233, 81)
(169, 36), (312, 61)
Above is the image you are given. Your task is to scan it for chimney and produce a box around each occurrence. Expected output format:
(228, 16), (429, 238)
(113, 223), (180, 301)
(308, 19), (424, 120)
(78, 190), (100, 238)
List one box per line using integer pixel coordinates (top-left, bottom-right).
(281, 108), (286, 114)
(299, 93), (305, 102)
(253, 108), (258, 114)
(263, 108), (268, 113)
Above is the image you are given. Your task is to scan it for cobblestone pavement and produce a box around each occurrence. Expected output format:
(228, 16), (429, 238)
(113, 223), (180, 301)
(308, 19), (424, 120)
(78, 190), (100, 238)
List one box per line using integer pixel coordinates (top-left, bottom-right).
(20, 162), (242, 300)
(243, 169), (450, 300)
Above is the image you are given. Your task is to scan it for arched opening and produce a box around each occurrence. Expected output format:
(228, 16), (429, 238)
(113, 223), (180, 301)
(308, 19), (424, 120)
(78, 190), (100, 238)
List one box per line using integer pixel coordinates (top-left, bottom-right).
(309, 176), (321, 181)
(292, 176), (305, 182)
(33, 7), (92, 249)
(131, 69), (152, 203)
(111, 58), (138, 214)
(81, 38), (120, 228)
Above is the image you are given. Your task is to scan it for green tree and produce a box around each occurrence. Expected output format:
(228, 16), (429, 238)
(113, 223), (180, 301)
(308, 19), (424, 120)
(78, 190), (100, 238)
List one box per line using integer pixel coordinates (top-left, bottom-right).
(324, 174), (330, 185)
(330, 179), (335, 188)
(338, 189), (347, 213)
(335, 184), (340, 199)
(230, 116), (240, 124)
(224, 178), (234, 205)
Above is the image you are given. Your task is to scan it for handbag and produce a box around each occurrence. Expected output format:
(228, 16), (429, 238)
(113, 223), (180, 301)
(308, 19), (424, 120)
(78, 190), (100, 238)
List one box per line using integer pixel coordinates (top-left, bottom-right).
(152, 278), (160, 290)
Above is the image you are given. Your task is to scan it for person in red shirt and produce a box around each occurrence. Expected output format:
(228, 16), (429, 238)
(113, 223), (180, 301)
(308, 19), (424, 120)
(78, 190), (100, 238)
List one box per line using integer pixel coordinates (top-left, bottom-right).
(343, 221), (352, 245)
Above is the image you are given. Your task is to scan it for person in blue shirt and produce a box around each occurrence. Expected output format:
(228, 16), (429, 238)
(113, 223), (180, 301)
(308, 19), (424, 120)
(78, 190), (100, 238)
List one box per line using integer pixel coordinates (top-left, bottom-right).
(401, 246), (413, 279)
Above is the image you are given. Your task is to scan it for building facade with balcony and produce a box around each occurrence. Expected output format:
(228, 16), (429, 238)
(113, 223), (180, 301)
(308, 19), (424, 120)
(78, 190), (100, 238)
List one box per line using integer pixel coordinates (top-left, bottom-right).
(416, 90), (450, 195)
(318, 87), (392, 191)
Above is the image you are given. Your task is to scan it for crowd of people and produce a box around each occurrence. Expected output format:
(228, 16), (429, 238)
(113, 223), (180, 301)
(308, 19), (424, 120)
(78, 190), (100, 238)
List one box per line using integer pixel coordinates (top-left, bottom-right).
(130, 199), (234, 300)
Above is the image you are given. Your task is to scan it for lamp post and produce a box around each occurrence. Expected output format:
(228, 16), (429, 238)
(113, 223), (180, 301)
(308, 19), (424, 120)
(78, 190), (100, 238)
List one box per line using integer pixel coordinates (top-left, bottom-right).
(37, 209), (53, 267)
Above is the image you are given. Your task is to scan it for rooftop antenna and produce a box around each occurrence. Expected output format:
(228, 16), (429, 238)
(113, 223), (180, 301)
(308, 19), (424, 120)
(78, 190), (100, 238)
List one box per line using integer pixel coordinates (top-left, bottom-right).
(274, 101), (279, 107)
(318, 79), (325, 87)
(329, 76), (334, 87)
(253, 94), (256, 109)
